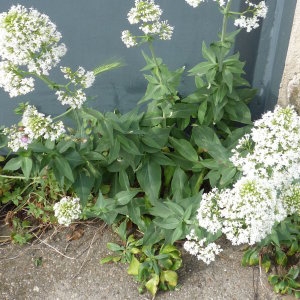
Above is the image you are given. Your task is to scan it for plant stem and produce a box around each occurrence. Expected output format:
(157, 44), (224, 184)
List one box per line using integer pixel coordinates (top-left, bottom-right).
(221, 0), (233, 43)
(148, 42), (163, 85)
(52, 108), (73, 121)
(0, 174), (37, 180)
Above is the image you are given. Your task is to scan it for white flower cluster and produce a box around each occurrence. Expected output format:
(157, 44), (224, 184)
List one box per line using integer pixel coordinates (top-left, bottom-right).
(186, 106), (300, 262)
(197, 178), (286, 246)
(4, 105), (65, 152)
(53, 196), (81, 226)
(234, 1), (268, 32)
(55, 66), (95, 109)
(0, 61), (35, 97)
(281, 183), (300, 216)
(185, 0), (226, 8)
(0, 5), (67, 96)
(231, 105), (300, 188)
(60, 66), (95, 89)
(121, 0), (174, 48)
(185, 0), (205, 8)
(184, 229), (223, 264)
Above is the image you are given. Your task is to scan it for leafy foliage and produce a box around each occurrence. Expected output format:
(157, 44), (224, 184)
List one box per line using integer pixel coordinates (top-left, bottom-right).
(242, 215), (300, 298)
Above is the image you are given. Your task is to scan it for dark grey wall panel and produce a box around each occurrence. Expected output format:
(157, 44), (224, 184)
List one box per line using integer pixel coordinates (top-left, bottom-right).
(0, 0), (296, 126)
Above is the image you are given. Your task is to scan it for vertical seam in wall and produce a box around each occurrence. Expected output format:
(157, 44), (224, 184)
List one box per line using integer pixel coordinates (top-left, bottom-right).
(261, 1), (284, 111)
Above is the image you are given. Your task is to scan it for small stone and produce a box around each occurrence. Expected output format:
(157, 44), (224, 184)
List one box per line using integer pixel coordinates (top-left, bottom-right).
(33, 286), (39, 292)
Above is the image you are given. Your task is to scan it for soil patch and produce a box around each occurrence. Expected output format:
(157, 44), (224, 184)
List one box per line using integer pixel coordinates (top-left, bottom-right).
(0, 220), (286, 300)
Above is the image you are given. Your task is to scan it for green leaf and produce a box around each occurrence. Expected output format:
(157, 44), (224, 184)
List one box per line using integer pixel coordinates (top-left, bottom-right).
(268, 275), (279, 285)
(154, 217), (180, 230)
(117, 135), (141, 155)
(170, 224), (184, 244)
(171, 167), (190, 198)
(170, 103), (198, 118)
(161, 270), (178, 288)
(189, 61), (216, 77)
(107, 242), (123, 252)
(142, 127), (170, 150)
(169, 137), (198, 162)
(220, 166), (236, 186)
(115, 190), (140, 206)
(222, 69), (233, 92)
(3, 157), (22, 171)
(275, 249), (287, 266)
(261, 255), (271, 273)
(54, 156), (74, 182)
(145, 274), (160, 296)
(197, 100), (207, 124)
(136, 159), (161, 202)
(21, 157), (32, 179)
(57, 140), (75, 154)
(100, 256), (117, 264)
(202, 41), (216, 63)
(74, 172), (95, 207)
(127, 256), (140, 276)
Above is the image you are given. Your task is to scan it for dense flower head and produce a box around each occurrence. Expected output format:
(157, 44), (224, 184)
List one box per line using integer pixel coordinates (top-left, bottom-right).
(187, 106), (300, 262)
(185, 0), (267, 32)
(0, 61), (35, 97)
(234, 1), (268, 32)
(0, 5), (67, 75)
(53, 196), (81, 226)
(56, 89), (87, 109)
(185, 0), (205, 8)
(128, 0), (162, 24)
(231, 105), (300, 188)
(184, 229), (223, 264)
(122, 0), (173, 47)
(55, 66), (95, 109)
(3, 104), (65, 152)
(60, 66), (95, 89)
(281, 183), (300, 215)
(121, 30), (138, 48)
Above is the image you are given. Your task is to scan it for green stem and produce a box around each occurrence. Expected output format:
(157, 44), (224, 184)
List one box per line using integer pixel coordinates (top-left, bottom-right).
(192, 169), (206, 195)
(0, 174), (38, 180)
(52, 108), (73, 121)
(148, 42), (164, 85)
(220, 0), (233, 43)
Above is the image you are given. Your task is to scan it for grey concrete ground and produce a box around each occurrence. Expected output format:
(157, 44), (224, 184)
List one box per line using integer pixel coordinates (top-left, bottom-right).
(0, 221), (286, 300)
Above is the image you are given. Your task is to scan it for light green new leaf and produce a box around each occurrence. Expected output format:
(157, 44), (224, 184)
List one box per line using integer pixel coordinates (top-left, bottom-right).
(145, 274), (160, 297)
(127, 256), (140, 276)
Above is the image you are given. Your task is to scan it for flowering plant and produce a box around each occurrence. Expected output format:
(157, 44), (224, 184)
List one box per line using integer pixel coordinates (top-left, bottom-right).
(2, 1), (297, 298)
(185, 105), (300, 268)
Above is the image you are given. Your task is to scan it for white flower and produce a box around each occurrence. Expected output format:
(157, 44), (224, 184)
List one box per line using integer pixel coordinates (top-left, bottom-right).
(0, 61), (35, 97)
(56, 89), (87, 109)
(185, 0), (205, 8)
(3, 105), (65, 152)
(231, 105), (300, 189)
(60, 66), (95, 88)
(234, 1), (268, 32)
(184, 229), (223, 264)
(281, 183), (300, 215)
(122, 0), (173, 46)
(53, 196), (81, 226)
(197, 177), (287, 246)
(127, 0), (162, 24)
(158, 21), (174, 40)
(0, 5), (67, 75)
(121, 30), (138, 48)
